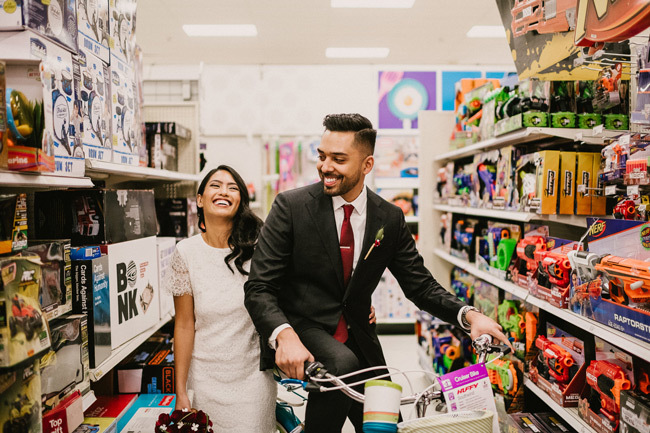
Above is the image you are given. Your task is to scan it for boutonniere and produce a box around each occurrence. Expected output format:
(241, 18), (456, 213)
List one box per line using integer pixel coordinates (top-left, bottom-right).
(364, 227), (385, 260)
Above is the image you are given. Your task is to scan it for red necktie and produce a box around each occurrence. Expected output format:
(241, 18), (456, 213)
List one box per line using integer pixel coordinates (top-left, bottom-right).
(334, 204), (354, 343)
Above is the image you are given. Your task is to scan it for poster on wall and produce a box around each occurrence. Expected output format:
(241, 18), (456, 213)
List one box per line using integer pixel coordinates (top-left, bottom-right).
(374, 135), (418, 178)
(378, 71), (435, 129)
(495, 0), (630, 80)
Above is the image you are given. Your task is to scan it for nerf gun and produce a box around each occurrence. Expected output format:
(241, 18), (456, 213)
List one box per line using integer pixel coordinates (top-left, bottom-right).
(487, 227), (510, 265)
(535, 250), (571, 288)
(586, 360), (631, 423)
(516, 236), (547, 274)
(498, 300), (525, 341)
(594, 255), (650, 305)
(525, 312), (538, 353)
(567, 250), (603, 283)
(477, 163), (496, 200)
(487, 356), (519, 397)
(440, 343), (461, 372)
(535, 335), (575, 384)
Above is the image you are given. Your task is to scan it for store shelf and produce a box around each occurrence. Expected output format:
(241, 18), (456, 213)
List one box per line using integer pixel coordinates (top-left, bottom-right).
(89, 313), (173, 382)
(433, 249), (650, 360)
(85, 160), (199, 183)
(434, 127), (627, 162)
(524, 378), (594, 433)
(82, 391), (97, 412)
(374, 177), (419, 189)
(433, 204), (597, 228)
(0, 169), (94, 189)
(405, 216), (419, 224)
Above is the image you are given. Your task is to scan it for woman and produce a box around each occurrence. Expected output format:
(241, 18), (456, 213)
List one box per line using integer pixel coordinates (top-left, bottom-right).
(165, 165), (275, 432)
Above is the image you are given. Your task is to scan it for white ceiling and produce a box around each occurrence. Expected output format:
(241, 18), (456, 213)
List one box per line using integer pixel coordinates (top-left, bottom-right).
(136, 0), (515, 67)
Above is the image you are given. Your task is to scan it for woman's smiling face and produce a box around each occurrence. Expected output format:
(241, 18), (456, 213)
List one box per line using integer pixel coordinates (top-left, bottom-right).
(197, 169), (241, 222)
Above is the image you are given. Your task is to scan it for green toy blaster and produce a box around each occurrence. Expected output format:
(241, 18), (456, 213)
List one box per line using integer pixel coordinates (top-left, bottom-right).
(498, 300), (525, 341)
(486, 354), (518, 396)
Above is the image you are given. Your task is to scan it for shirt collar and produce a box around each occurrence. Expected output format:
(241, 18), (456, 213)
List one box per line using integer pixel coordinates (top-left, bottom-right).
(332, 186), (368, 215)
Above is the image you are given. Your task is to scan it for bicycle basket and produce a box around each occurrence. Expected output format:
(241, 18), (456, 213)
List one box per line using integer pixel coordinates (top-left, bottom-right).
(397, 410), (493, 433)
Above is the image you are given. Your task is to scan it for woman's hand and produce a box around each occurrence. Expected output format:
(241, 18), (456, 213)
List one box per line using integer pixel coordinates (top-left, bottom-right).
(369, 306), (376, 325)
(175, 392), (192, 412)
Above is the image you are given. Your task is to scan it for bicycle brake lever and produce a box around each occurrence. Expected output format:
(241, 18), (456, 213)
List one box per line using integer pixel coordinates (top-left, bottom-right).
(304, 361), (328, 379)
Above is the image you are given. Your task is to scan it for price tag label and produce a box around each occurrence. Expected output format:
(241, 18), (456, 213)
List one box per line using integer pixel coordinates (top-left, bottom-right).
(620, 134), (631, 145)
(628, 185), (640, 196)
(577, 184), (587, 193)
(605, 185), (617, 196)
(575, 132), (583, 141)
(630, 172), (645, 179)
(593, 124), (604, 134)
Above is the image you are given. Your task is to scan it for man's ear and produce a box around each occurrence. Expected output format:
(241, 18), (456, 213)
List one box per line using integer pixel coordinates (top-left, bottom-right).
(362, 155), (374, 176)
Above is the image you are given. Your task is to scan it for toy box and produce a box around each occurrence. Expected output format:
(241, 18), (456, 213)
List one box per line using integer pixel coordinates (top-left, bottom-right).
(100, 236), (159, 350)
(156, 237), (175, 320)
(620, 390), (650, 433)
(25, 240), (72, 321)
(451, 266), (474, 304)
(435, 162), (454, 204)
(450, 160), (478, 207)
(576, 153), (594, 215)
(559, 152), (576, 215)
(514, 153), (538, 212)
(474, 150), (499, 208)
(116, 334), (174, 394)
(0, 255), (51, 367)
(373, 134), (418, 178)
(77, 0), (109, 64)
(109, 55), (137, 165)
(40, 315), (89, 413)
(494, 145), (516, 210)
(475, 221), (521, 277)
(0, 193), (28, 255)
(530, 239), (579, 309)
(74, 47), (112, 162)
(71, 254), (110, 368)
(85, 393), (137, 418)
(578, 337), (635, 433)
(592, 154), (606, 215)
(498, 298), (526, 359)
(0, 360), (42, 433)
(72, 418), (117, 433)
(507, 413), (552, 433)
(34, 188), (157, 246)
(116, 394), (176, 433)
(376, 188), (417, 216)
(529, 322), (586, 407)
(109, 0), (136, 65)
(473, 279), (499, 322)
(530, 413), (574, 433)
(535, 150), (560, 215)
(42, 391), (83, 433)
(512, 225), (549, 291)
(145, 122), (191, 171)
(439, 211), (452, 253)
(450, 216), (480, 262)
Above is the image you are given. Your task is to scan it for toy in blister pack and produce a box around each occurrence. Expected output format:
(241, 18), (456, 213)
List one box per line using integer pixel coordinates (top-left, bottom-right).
(594, 63), (625, 112)
(474, 150), (499, 207)
(450, 267), (474, 304)
(435, 162), (454, 203)
(620, 390), (650, 433)
(473, 279), (499, 322)
(25, 240), (72, 321)
(494, 146), (516, 210)
(0, 361), (42, 433)
(513, 153), (538, 212)
(451, 217), (480, 262)
(631, 37), (650, 132)
(0, 194), (28, 255)
(512, 225), (549, 289)
(486, 353), (519, 398)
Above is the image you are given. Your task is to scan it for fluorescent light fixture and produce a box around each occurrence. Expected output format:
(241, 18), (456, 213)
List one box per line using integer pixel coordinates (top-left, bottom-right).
(466, 25), (506, 38)
(326, 47), (390, 58)
(183, 24), (257, 37)
(331, 0), (415, 8)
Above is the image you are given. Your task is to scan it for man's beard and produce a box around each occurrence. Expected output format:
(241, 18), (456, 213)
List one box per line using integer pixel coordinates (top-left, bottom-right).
(320, 171), (361, 197)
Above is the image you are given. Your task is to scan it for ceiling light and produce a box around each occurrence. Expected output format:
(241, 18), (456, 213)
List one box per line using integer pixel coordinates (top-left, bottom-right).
(325, 47), (390, 58)
(182, 24), (257, 37)
(331, 0), (415, 8)
(466, 25), (506, 38)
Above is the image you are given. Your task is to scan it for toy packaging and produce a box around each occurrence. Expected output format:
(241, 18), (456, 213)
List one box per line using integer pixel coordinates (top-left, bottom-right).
(40, 315), (89, 413)
(156, 237), (175, 320)
(116, 332), (174, 394)
(0, 255), (51, 367)
(530, 322), (586, 407)
(25, 240), (72, 321)
(155, 198), (199, 241)
(451, 266), (474, 304)
(620, 390), (650, 433)
(435, 162), (454, 204)
(451, 216), (480, 262)
(0, 193), (28, 255)
(77, 0), (110, 64)
(0, 61), (7, 170)
(579, 337), (635, 433)
(109, 56), (137, 165)
(373, 135), (418, 178)
(34, 188), (157, 246)
(531, 239), (579, 309)
(474, 150), (499, 208)
(85, 393), (137, 419)
(109, 0), (136, 66)
(473, 279), (499, 322)
(0, 360), (42, 433)
(475, 221), (521, 277)
(42, 391), (83, 433)
(514, 153), (538, 213)
(512, 225), (549, 291)
(145, 122), (190, 171)
(71, 253), (110, 368)
(72, 417), (117, 433)
(498, 297), (526, 359)
(74, 47), (112, 162)
(439, 211), (452, 253)
(116, 394), (176, 433)
(376, 188), (417, 216)
(535, 150), (560, 215)
(494, 145), (516, 210)
(576, 153), (594, 215)
(558, 152), (576, 215)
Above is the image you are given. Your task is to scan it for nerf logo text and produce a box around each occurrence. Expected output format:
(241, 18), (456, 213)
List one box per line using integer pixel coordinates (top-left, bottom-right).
(589, 220), (606, 238)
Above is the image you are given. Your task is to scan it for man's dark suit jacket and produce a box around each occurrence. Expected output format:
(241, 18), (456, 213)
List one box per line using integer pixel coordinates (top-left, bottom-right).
(244, 181), (468, 370)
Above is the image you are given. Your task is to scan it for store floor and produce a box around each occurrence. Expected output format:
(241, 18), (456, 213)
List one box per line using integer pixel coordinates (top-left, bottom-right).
(288, 333), (431, 432)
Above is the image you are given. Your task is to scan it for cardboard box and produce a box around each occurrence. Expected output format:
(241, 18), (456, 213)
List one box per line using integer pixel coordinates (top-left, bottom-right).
(535, 150), (560, 215)
(116, 337), (174, 394)
(34, 189), (157, 246)
(76, 0), (110, 64)
(145, 122), (191, 171)
(0, 193), (28, 255)
(575, 153), (593, 215)
(0, 361), (42, 433)
(620, 390), (650, 433)
(0, 255), (51, 367)
(558, 152), (576, 215)
(84, 394), (137, 418)
(100, 237), (159, 350)
(40, 315), (89, 413)
(155, 198), (199, 241)
(592, 154), (606, 215)
(156, 237), (175, 320)
(109, 55), (137, 165)
(531, 413), (575, 433)
(42, 391), (84, 433)
(116, 394), (176, 433)
(74, 48), (112, 162)
(508, 413), (552, 433)
(72, 254), (111, 368)
(26, 240), (73, 321)
(109, 0), (135, 65)
(73, 418), (117, 433)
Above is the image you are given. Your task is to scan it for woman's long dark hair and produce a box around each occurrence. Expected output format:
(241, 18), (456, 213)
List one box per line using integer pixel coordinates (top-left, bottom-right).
(197, 165), (263, 276)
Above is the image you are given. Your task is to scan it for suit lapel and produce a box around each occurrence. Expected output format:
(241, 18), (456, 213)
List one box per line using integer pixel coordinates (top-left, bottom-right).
(305, 185), (345, 292)
(344, 189), (387, 302)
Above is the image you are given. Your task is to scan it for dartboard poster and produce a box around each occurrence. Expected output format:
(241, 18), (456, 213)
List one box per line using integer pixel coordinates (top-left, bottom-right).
(377, 71), (436, 129)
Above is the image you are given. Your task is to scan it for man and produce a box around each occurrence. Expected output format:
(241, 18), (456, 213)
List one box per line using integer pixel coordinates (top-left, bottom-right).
(245, 113), (510, 432)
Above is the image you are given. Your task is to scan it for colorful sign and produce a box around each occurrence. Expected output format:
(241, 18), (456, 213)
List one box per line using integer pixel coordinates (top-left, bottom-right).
(378, 71), (435, 129)
(575, 0), (650, 46)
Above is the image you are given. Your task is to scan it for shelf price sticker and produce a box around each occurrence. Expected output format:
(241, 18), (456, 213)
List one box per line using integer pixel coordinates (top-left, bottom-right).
(620, 134), (631, 145)
(605, 185), (617, 196)
(593, 124), (604, 135)
(628, 185), (640, 197)
(437, 363), (498, 433)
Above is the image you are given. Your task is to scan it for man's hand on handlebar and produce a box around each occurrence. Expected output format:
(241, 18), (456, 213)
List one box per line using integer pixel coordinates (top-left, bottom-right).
(466, 310), (514, 352)
(276, 327), (314, 380)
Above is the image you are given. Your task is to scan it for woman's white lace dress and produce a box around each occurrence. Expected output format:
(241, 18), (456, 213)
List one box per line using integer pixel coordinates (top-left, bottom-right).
(164, 234), (277, 433)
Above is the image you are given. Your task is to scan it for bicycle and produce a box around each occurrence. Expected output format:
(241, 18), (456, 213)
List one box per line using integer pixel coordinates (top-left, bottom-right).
(274, 334), (510, 432)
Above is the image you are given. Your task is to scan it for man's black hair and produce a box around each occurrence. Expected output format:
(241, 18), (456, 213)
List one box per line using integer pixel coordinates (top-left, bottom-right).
(323, 113), (377, 155)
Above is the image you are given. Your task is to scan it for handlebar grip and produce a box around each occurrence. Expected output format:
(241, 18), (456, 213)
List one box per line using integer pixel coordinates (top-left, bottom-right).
(304, 383), (322, 393)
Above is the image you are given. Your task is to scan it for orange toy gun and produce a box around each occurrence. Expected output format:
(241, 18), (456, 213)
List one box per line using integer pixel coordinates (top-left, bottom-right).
(594, 255), (650, 305)
(525, 312), (538, 353)
(517, 236), (547, 274)
(534, 250), (571, 288)
(586, 360), (631, 423)
(487, 357), (519, 397)
(535, 335), (575, 383)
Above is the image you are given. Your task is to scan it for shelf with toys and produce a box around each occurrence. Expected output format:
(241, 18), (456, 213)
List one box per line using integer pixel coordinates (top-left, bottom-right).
(524, 378), (594, 433)
(84, 159), (200, 183)
(0, 169), (95, 189)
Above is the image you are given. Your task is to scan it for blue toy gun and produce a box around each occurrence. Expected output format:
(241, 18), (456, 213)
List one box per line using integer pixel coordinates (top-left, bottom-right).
(477, 163), (496, 200)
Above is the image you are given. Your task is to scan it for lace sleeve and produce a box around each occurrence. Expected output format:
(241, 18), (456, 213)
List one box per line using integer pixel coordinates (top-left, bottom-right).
(164, 248), (193, 297)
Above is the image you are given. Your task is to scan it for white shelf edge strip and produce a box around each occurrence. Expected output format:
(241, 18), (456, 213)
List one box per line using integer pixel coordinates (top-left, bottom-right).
(433, 249), (650, 359)
(524, 378), (595, 433)
(89, 313), (173, 382)
(0, 171), (95, 188)
(433, 204), (591, 228)
(82, 390), (97, 412)
(85, 161), (198, 182)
